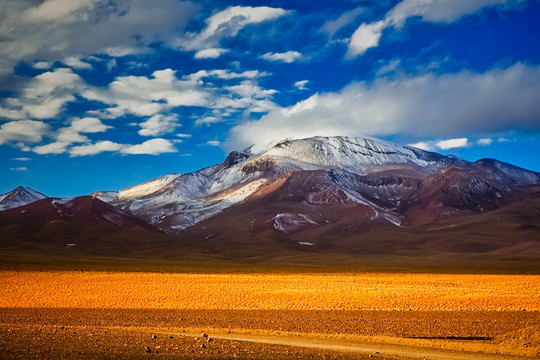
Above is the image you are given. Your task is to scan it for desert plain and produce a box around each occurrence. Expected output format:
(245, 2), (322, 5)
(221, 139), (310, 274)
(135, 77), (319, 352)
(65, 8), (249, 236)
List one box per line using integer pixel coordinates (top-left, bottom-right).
(1, 254), (539, 360)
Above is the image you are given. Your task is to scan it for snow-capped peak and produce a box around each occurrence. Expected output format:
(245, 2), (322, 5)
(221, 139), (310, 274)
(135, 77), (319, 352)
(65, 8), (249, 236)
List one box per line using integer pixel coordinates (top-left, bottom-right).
(239, 136), (446, 174)
(0, 186), (47, 211)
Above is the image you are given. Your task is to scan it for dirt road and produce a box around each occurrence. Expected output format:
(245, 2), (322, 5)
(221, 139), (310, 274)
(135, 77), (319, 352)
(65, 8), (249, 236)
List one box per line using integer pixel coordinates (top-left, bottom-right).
(170, 330), (535, 360)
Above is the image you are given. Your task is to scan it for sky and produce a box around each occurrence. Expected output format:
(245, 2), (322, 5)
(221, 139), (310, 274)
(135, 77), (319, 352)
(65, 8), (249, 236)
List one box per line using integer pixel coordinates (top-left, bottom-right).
(1, 0), (539, 197)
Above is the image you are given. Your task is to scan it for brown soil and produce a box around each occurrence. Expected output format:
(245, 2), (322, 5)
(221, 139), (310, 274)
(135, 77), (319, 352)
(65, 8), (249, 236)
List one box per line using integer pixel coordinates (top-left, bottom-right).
(0, 308), (538, 359)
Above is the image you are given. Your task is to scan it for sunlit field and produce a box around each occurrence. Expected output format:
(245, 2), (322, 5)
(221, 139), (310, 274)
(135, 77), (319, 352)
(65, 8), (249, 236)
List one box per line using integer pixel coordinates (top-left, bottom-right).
(2, 271), (538, 311)
(1, 270), (539, 359)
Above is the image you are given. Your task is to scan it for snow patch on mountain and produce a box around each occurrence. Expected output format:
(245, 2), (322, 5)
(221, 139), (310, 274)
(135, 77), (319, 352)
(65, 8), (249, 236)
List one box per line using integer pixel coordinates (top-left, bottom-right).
(272, 213), (319, 234)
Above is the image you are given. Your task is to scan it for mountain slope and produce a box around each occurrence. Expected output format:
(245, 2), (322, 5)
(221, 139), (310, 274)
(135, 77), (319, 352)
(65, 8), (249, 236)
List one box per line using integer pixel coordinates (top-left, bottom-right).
(0, 196), (167, 256)
(94, 136), (540, 235)
(0, 186), (47, 211)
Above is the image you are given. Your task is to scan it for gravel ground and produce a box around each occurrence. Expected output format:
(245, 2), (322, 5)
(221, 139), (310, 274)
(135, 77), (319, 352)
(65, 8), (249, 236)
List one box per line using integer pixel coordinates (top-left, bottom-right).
(0, 308), (538, 359)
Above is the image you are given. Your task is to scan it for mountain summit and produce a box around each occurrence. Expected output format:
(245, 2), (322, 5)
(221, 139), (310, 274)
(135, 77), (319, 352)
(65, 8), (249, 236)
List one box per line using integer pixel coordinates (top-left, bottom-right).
(0, 186), (47, 211)
(93, 136), (540, 234)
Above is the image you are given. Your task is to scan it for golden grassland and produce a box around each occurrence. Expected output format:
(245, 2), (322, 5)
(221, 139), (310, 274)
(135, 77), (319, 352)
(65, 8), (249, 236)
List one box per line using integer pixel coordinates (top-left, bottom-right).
(1, 271), (539, 311)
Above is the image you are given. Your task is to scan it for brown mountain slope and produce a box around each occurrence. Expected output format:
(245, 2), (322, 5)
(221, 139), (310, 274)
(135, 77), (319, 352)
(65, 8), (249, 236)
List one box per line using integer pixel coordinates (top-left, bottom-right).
(0, 196), (169, 256)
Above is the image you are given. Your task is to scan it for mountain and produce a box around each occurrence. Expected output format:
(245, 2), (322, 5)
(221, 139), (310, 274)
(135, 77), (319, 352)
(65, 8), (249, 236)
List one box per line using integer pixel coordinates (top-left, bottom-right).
(0, 196), (167, 255)
(0, 186), (47, 211)
(93, 136), (540, 240)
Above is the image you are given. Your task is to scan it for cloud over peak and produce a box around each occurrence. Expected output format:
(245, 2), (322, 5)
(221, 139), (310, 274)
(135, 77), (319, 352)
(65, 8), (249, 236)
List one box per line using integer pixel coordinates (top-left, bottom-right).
(229, 63), (540, 150)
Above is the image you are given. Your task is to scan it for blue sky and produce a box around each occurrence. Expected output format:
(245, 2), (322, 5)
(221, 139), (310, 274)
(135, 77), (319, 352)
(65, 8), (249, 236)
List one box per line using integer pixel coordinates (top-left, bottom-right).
(1, 0), (539, 197)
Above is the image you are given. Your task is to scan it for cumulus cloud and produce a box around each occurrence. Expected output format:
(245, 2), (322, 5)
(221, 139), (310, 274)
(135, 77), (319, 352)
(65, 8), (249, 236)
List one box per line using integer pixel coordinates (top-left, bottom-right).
(260, 51), (302, 63)
(176, 6), (290, 58)
(436, 137), (469, 150)
(83, 69), (210, 118)
(121, 138), (177, 155)
(31, 117), (111, 155)
(70, 117), (111, 133)
(477, 138), (494, 146)
(0, 68), (82, 120)
(410, 137), (470, 151)
(408, 141), (434, 151)
(63, 56), (92, 70)
(294, 80), (309, 91)
(347, 20), (386, 58)
(228, 63), (540, 149)
(184, 69), (268, 82)
(138, 114), (180, 137)
(194, 48), (229, 59)
(70, 140), (123, 157)
(33, 141), (71, 155)
(386, 0), (508, 27)
(69, 138), (178, 156)
(348, 0), (515, 57)
(21, 0), (93, 23)
(32, 61), (51, 69)
(0, 120), (50, 145)
(1, 65), (278, 153)
(0, 0), (199, 73)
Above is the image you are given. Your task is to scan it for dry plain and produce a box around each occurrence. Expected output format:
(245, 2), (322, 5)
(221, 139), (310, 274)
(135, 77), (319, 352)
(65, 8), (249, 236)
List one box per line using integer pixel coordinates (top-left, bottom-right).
(1, 263), (539, 359)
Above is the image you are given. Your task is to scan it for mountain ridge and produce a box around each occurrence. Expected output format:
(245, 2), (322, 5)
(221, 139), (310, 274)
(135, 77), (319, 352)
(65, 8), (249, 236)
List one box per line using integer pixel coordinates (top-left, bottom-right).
(91, 135), (540, 233)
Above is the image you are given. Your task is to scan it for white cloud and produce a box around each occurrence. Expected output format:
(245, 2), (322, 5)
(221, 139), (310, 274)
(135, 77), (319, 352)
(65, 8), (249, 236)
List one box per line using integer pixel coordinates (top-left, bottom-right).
(348, 0), (515, 57)
(294, 80), (309, 91)
(0, 107), (25, 120)
(408, 141), (434, 151)
(195, 116), (219, 126)
(11, 157), (31, 161)
(32, 61), (51, 69)
(228, 63), (540, 149)
(436, 137), (469, 150)
(0, 0), (199, 73)
(56, 129), (89, 144)
(70, 117), (111, 133)
(477, 138), (494, 146)
(21, 0), (93, 23)
(0, 120), (50, 145)
(31, 117), (112, 155)
(0, 68), (82, 120)
(10, 167), (28, 172)
(138, 114), (180, 137)
(82, 69), (210, 118)
(410, 137), (470, 151)
(194, 48), (229, 59)
(185, 69), (268, 82)
(376, 59), (401, 76)
(386, 0), (508, 27)
(321, 7), (365, 38)
(63, 56), (92, 70)
(347, 20), (386, 58)
(176, 133), (192, 138)
(177, 6), (290, 58)
(70, 140), (123, 157)
(261, 51), (302, 63)
(206, 140), (221, 147)
(33, 141), (71, 155)
(121, 138), (177, 155)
